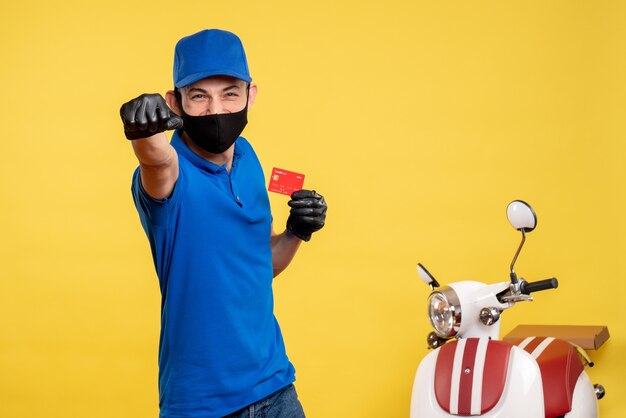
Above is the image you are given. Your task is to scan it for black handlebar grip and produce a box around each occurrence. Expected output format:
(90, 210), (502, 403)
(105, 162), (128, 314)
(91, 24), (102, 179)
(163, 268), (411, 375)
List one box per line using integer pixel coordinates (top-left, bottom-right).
(521, 278), (559, 294)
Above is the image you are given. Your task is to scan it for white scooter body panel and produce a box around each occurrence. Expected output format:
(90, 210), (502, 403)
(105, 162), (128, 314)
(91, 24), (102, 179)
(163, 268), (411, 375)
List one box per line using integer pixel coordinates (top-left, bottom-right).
(410, 344), (544, 418)
(565, 371), (598, 418)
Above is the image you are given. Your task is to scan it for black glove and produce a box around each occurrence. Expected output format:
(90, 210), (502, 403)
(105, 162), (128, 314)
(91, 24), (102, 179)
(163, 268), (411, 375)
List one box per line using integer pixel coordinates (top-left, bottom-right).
(286, 190), (327, 242)
(120, 93), (182, 140)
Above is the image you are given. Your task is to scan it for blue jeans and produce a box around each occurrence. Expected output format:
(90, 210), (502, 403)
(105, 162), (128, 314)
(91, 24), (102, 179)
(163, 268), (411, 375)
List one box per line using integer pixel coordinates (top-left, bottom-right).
(223, 384), (305, 418)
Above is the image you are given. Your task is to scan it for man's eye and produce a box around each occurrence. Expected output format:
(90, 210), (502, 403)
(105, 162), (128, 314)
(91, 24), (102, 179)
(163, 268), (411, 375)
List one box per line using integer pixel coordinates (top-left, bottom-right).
(191, 94), (206, 100)
(226, 92), (239, 97)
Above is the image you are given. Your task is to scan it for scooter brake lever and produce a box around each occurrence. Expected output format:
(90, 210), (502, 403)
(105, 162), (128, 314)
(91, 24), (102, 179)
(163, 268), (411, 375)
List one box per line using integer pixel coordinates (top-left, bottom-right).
(499, 279), (534, 303)
(500, 294), (533, 303)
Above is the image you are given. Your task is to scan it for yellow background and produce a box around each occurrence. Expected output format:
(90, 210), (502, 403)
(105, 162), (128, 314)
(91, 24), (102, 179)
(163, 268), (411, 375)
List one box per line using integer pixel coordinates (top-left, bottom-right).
(1, 1), (624, 417)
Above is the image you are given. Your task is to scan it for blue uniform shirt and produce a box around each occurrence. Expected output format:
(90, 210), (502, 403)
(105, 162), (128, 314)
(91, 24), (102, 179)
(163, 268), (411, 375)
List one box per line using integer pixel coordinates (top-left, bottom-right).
(132, 131), (295, 418)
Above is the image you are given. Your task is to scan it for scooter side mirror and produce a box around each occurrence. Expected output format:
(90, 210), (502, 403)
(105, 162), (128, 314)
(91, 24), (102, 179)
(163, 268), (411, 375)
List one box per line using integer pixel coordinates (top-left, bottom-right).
(507, 200), (538, 284)
(417, 263), (440, 289)
(507, 200), (537, 232)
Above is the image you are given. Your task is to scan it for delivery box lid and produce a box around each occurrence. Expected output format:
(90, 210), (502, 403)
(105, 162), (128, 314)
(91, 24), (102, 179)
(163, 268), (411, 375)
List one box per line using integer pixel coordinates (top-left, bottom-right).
(503, 325), (609, 350)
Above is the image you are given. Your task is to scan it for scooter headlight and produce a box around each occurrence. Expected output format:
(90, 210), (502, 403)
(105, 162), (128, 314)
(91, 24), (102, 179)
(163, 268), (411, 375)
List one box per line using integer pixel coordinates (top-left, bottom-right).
(428, 286), (461, 338)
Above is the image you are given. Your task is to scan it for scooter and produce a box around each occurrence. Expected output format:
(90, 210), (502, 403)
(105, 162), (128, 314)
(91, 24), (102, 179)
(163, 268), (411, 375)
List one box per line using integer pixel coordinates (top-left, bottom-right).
(410, 200), (606, 418)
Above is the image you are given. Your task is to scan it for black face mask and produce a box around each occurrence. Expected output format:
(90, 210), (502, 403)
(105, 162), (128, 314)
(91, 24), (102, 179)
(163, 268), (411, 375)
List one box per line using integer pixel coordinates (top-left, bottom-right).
(177, 89), (248, 154)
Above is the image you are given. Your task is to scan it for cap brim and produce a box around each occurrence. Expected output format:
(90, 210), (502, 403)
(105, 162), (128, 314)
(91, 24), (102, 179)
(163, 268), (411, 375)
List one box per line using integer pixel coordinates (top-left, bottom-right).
(176, 69), (252, 88)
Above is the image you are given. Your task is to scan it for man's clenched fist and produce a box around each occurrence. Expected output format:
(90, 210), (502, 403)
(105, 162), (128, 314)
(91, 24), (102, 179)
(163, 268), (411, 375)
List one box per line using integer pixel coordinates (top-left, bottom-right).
(120, 93), (182, 140)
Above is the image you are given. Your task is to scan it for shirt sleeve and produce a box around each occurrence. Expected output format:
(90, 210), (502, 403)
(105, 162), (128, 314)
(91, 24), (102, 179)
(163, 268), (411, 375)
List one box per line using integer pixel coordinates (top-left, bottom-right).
(131, 163), (184, 229)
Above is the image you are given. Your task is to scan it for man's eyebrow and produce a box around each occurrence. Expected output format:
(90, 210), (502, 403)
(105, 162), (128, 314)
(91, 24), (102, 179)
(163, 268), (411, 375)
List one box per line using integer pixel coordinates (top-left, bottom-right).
(186, 85), (241, 94)
(223, 85), (241, 92)
(187, 87), (207, 94)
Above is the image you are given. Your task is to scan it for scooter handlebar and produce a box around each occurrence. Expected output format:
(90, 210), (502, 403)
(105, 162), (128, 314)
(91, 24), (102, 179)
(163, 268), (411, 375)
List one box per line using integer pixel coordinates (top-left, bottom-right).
(520, 278), (559, 294)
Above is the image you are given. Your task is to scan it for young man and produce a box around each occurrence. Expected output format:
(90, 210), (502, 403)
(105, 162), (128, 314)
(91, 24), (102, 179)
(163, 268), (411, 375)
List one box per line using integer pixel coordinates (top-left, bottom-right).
(120, 29), (326, 418)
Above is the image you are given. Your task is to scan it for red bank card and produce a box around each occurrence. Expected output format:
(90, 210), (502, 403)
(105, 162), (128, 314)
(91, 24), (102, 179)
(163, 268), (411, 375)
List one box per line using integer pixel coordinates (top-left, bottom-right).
(268, 167), (305, 195)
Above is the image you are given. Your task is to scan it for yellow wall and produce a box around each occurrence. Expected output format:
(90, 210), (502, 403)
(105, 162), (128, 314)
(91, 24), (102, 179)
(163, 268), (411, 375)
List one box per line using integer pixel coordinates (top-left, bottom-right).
(1, 1), (624, 417)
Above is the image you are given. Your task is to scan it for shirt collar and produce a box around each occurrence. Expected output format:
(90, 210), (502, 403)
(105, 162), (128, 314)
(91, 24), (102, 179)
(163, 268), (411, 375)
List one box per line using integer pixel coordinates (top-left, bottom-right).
(171, 130), (243, 173)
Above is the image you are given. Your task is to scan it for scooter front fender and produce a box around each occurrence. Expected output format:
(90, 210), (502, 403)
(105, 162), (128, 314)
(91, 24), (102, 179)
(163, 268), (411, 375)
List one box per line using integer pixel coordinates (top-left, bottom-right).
(410, 344), (544, 418)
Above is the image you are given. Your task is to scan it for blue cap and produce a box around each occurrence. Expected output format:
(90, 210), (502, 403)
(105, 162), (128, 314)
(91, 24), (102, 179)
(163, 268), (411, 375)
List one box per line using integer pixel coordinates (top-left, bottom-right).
(173, 29), (252, 88)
